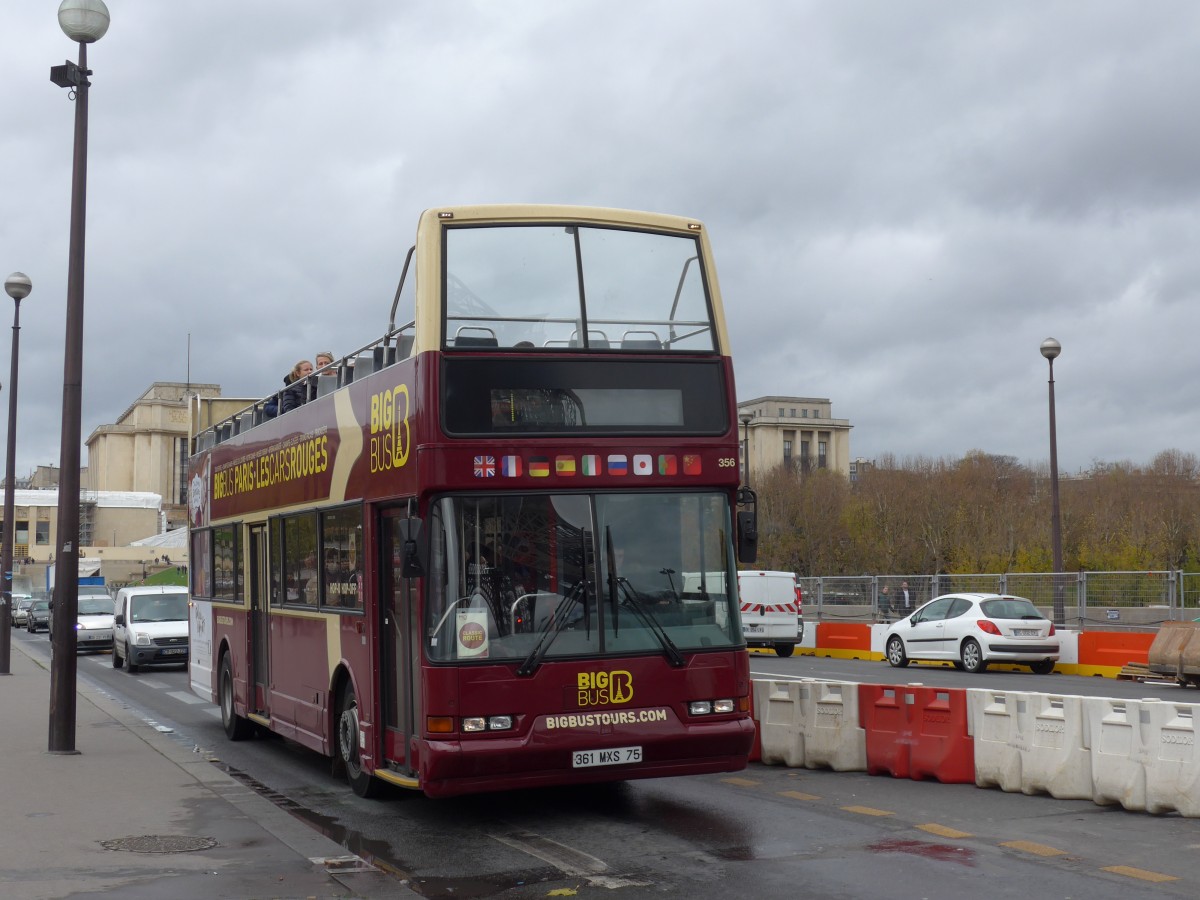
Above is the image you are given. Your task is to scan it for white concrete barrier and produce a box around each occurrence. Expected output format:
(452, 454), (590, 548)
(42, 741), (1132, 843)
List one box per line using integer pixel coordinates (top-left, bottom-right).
(1139, 700), (1200, 815)
(969, 689), (1093, 799)
(753, 679), (866, 771)
(1086, 697), (1150, 811)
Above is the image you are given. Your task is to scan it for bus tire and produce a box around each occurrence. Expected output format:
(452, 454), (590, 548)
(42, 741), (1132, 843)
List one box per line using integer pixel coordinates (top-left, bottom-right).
(337, 681), (381, 798)
(772, 643), (795, 658)
(220, 653), (254, 741)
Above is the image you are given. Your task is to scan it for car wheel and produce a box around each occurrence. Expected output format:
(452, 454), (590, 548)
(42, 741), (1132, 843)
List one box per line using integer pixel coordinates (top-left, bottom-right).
(960, 638), (987, 673)
(773, 643), (795, 658)
(123, 642), (139, 673)
(220, 653), (254, 741)
(336, 680), (380, 798)
(111, 642), (122, 668)
(1029, 659), (1055, 675)
(886, 636), (909, 667)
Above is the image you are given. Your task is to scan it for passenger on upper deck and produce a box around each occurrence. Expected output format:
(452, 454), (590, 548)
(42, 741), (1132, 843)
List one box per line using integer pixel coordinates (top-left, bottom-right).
(280, 359), (314, 414)
(315, 350), (335, 374)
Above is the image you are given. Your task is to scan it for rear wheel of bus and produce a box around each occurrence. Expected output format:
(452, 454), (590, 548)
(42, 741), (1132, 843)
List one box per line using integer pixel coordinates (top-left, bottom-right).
(336, 680), (381, 798)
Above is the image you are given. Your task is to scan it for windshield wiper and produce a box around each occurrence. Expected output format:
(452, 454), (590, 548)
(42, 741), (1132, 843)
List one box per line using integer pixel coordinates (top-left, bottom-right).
(616, 578), (686, 668)
(517, 580), (588, 677)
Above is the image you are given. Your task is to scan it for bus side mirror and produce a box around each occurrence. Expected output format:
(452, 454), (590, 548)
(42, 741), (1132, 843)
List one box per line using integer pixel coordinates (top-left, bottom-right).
(736, 486), (758, 564)
(398, 517), (426, 578)
(737, 510), (758, 564)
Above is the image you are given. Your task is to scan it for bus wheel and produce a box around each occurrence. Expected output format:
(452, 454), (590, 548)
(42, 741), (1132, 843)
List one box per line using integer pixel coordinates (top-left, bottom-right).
(220, 654), (254, 741)
(337, 681), (380, 798)
(772, 643), (795, 658)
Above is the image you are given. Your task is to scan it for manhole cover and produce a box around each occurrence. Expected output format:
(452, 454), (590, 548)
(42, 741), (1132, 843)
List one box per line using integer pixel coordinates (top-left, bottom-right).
(100, 835), (218, 854)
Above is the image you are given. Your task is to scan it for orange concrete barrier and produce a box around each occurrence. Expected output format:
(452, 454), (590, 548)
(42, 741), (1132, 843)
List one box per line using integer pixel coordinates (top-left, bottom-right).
(814, 622), (872, 659)
(1076, 631), (1154, 675)
(858, 683), (974, 783)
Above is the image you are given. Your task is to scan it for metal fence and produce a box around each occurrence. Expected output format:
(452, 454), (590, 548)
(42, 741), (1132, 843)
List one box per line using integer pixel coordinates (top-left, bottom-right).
(795, 571), (1200, 631)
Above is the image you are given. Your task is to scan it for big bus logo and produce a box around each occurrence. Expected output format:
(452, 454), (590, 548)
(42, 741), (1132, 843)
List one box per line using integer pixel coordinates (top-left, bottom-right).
(370, 384), (411, 474)
(577, 670), (634, 707)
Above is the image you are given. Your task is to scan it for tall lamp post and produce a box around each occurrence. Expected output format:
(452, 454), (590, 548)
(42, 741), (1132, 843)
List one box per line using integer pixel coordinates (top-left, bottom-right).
(739, 413), (753, 489)
(0, 273), (32, 677)
(48, 0), (110, 754)
(1040, 337), (1064, 626)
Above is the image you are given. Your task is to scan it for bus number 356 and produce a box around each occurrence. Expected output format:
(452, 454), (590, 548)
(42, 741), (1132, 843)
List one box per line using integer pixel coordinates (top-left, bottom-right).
(717, 457), (737, 468)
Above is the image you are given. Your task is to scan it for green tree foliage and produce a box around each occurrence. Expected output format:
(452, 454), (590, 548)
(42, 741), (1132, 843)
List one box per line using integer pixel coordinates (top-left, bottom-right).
(754, 449), (1200, 575)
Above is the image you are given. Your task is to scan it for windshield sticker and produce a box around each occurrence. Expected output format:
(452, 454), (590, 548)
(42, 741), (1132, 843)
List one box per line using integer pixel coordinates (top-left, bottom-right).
(456, 610), (489, 658)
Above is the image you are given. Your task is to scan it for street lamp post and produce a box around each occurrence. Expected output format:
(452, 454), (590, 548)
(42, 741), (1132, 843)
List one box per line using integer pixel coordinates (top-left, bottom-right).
(1040, 337), (1064, 626)
(739, 413), (753, 489)
(0, 272), (32, 677)
(48, 0), (110, 754)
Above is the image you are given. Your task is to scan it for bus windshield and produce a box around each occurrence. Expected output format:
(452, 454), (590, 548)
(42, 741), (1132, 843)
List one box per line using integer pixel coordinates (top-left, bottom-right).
(425, 491), (741, 663)
(444, 224), (716, 351)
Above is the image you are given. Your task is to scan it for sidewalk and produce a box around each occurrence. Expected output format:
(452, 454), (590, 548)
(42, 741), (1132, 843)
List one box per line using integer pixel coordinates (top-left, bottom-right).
(0, 641), (416, 899)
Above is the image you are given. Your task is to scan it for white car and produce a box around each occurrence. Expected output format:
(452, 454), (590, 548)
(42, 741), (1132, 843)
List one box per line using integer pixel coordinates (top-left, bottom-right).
(50, 595), (116, 652)
(112, 585), (190, 672)
(883, 593), (1059, 674)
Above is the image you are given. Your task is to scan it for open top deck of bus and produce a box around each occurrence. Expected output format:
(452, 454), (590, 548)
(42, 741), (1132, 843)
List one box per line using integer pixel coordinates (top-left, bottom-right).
(193, 204), (731, 452)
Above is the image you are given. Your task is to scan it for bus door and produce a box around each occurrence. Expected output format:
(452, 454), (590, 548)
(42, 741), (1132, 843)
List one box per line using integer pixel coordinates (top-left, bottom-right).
(380, 507), (419, 775)
(248, 524), (270, 714)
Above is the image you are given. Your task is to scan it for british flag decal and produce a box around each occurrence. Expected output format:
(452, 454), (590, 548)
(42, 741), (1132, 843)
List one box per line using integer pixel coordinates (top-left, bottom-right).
(473, 455), (496, 478)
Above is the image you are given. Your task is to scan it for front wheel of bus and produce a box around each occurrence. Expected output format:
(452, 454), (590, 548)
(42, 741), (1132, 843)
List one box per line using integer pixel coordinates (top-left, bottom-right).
(220, 654), (254, 741)
(337, 681), (380, 798)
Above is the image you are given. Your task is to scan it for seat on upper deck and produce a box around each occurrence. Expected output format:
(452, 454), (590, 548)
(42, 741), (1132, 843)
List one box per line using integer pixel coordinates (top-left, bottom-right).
(454, 326), (498, 347)
(621, 330), (663, 349)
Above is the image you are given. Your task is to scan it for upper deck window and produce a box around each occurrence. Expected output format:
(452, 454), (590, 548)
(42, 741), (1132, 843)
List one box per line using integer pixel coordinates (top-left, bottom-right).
(444, 224), (717, 352)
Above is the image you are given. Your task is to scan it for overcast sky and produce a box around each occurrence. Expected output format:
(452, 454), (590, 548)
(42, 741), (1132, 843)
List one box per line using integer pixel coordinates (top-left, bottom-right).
(2, 1), (1198, 481)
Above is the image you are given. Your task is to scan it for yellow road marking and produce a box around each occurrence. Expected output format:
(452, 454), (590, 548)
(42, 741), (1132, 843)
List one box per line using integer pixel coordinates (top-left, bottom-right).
(779, 790), (821, 801)
(1001, 840), (1065, 857)
(917, 823), (972, 839)
(842, 805), (894, 817)
(1102, 866), (1178, 883)
(722, 777), (760, 787)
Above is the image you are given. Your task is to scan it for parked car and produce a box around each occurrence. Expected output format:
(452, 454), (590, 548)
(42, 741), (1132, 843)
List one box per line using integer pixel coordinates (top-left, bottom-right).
(112, 585), (190, 672)
(11, 596), (33, 627)
(26, 598), (50, 633)
(48, 595), (115, 652)
(737, 570), (804, 657)
(883, 593), (1059, 674)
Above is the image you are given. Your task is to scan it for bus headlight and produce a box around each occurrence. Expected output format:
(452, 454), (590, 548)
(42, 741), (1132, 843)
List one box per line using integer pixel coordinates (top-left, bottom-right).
(462, 715), (514, 733)
(689, 699), (736, 716)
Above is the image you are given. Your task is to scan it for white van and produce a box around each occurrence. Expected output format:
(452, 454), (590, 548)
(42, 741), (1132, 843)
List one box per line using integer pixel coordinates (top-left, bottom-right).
(112, 585), (190, 672)
(738, 570), (804, 657)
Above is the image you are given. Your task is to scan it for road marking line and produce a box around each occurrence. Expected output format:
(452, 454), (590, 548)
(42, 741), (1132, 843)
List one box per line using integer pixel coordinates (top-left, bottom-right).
(138, 678), (170, 689)
(722, 777), (760, 787)
(201, 707), (221, 719)
(1102, 865), (1178, 883)
(1001, 840), (1064, 857)
(842, 805), (894, 817)
(489, 829), (650, 888)
(918, 823), (972, 839)
(168, 691), (205, 705)
(779, 790), (821, 802)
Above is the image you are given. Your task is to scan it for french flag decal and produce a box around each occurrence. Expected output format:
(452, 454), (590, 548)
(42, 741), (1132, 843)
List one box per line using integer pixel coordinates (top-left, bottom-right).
(501, 455), (522, 477)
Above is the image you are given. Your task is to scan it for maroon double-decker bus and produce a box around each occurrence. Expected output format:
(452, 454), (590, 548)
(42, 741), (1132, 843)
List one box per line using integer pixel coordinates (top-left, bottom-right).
(187, 204), (758, 798)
